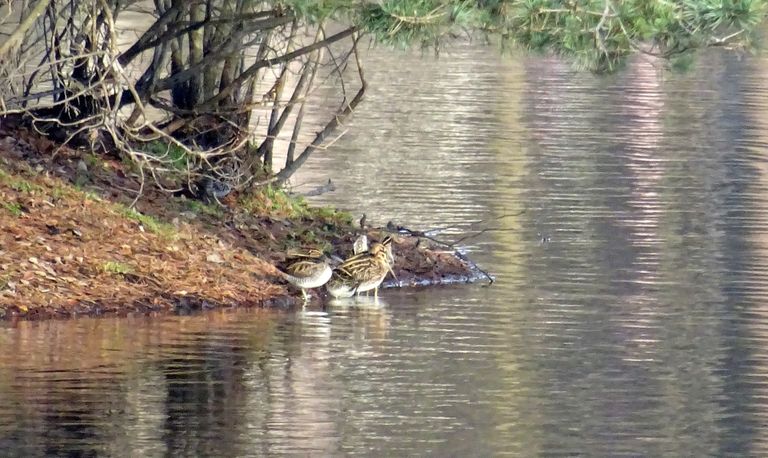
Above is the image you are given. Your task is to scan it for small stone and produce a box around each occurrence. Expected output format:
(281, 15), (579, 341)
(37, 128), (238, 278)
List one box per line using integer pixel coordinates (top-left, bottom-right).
(206, 253), (224, 264)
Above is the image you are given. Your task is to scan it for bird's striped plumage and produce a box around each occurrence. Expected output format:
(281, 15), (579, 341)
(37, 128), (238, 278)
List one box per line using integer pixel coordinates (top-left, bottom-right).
(279, 249), (332, 301)
(326, 236), (395, 298)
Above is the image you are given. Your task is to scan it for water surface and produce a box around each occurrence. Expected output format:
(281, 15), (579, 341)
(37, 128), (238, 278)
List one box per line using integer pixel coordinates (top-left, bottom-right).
(3, 45), (768, 455)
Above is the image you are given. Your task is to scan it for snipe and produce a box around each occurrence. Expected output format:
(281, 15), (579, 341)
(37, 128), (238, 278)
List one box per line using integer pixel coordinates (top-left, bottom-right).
(326, 236), (395, 299)
(278, 249), (332, 301)
(325, 268), (359, 299)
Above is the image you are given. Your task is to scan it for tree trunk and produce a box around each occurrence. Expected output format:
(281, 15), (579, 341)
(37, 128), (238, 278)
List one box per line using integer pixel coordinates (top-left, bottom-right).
(286, 48), (322, 168)
(188, 1), (205, 107)
(169, 0), (189, 109)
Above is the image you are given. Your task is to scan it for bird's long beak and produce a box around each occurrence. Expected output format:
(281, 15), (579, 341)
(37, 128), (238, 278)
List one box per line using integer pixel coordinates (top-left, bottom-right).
(387, 264), (397, 282)
(328, 254), (344, 267)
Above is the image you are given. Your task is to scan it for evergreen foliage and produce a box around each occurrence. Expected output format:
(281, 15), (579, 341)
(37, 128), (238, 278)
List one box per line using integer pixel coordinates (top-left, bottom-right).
(285, 0), (766, 71)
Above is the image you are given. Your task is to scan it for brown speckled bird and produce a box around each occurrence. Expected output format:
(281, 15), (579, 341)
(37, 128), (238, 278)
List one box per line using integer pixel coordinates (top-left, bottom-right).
(278, 249), (332, 301)
(326, 236), (395, 299)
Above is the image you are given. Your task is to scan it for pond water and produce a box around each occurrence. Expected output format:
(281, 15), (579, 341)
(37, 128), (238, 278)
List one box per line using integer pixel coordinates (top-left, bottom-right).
(3, 45), (768, 455)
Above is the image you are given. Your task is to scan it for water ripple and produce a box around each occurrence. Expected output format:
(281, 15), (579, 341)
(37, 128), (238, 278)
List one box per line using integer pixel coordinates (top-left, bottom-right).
(2, 46), (768, 455)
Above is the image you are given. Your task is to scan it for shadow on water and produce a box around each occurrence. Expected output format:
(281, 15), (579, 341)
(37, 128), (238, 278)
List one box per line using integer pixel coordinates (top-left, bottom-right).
(3, 45), (768, 455)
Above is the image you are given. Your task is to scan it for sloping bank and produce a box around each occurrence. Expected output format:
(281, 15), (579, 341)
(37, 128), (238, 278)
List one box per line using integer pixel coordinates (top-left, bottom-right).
(0, 131), (488, 320)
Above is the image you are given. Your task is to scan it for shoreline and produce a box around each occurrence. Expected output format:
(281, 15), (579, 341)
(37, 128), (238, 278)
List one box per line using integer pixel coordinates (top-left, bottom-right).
(0, 128), (486, 321)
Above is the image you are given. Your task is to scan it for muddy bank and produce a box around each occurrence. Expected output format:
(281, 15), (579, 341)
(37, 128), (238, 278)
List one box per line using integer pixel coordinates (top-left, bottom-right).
(0, 128), (487, 321)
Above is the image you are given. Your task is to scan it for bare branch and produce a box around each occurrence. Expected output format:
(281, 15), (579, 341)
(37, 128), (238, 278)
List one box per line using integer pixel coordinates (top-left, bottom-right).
(194, 26), (359, 109)
(275, 31), (366, 184)
(0, 0), (51, 58)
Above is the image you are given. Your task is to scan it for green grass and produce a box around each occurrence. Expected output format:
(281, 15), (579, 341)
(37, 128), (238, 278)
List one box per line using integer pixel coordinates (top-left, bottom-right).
(310, 205), (354, 225)
(142, 140), (189, 170)
(0, 275), (12, 291)
(50, 188), (65, 199)
(266, 185), (308, 216)
(184, 199), (224, 217)
(239, 184), (355, 230)
(2, 202), (23, 217)
(83, 153), (102, 170)
(240, 185), (315, 218)
(102, 261), (134, 275)
(117, 205), (176, 239)
(10, 180), (39, 193)
(83, 190), (102, 201)
(69, 182), (104, 202)
(0, 168), (42, 194)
